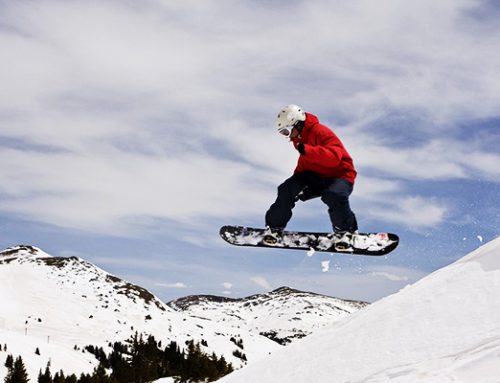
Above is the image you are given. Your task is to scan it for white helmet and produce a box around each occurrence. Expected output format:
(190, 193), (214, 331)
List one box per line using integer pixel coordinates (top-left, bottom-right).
(276, 104), (306, 133)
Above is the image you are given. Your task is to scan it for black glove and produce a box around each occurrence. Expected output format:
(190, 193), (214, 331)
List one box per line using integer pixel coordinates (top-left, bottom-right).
(297, 143), (305, 155)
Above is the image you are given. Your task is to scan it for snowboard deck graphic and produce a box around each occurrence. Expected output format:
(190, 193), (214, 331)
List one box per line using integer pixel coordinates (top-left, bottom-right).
(220, 225), (399, 256)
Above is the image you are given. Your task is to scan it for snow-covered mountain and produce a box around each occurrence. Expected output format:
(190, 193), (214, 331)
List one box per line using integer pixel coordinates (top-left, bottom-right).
(220, 236), (500, 383)
(168, 287), (367, 345)
(0, 245), (365, 381)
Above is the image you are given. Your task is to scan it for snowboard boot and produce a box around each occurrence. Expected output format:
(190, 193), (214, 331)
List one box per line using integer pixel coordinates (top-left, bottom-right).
(262, 227), (284, 245)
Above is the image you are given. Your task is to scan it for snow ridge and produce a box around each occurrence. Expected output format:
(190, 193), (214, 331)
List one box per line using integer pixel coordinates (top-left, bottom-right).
(220, 236), (500, 383)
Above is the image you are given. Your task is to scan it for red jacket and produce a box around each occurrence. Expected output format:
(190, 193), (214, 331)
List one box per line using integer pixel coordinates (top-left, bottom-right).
(292, 113), (357, 184)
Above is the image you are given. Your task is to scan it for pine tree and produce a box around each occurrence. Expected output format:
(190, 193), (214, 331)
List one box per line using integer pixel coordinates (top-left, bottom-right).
(89, 364), (111, 383)
(108, 343), (130, 383)
(4, 356), (29, 383)
(77, 373), (92, 383)
(4, 355), (14, 369)
(52, 371), (64, 383)
(37, 362), (53, 383)
(80, 334), (234, 383)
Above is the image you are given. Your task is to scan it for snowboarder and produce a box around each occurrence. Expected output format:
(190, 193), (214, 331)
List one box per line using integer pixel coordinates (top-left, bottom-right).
(265, 105), (358, 249)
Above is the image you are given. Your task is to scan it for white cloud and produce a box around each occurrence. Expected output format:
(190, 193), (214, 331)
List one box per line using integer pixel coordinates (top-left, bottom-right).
(465, 151), (500, 183)
(367, 196), (448, 229)
(350, 138), (467, 181)
(222, 282), (233, 290)
(353, 177), (402, 199)
(155, 282), (187, 289)
(349, 135), (500, 183)
(370, 272), (409, 282)
(0, 146), (271, 233)
(0, 0), (499, 237)
(250, 276), (272, 291)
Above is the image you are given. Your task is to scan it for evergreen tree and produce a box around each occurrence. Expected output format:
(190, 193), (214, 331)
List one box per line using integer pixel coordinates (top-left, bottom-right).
(127, 333), (162, 383)
(52, 371), (64, 383)
(4, 356), (29, 383)
(108, 343), (130, 383)
(4, 355), (14, 369)
(89, 364), (111, 383)
(79, 333), (234, 383)
(77, 374), (92, 383)
(37, 363), (53, 383)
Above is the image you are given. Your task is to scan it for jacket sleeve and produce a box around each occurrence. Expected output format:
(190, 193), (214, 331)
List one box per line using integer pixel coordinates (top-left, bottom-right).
(296, 129), (344, 169)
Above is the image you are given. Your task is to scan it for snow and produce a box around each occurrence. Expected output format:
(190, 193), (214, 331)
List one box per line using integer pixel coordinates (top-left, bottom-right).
(320, 260), (330, 272)
(0, 246), (366, 381)
(220, 236), (500, 383)
(168, 287), (366, 348)
(0, 328), (96, 379)
(3, 237), (500, 383)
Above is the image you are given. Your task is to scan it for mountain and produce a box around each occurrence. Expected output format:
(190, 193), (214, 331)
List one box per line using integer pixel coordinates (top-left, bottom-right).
(168, 287), (367, 346)
(220, 236), (500, 383)
(0, 245), (365, 381)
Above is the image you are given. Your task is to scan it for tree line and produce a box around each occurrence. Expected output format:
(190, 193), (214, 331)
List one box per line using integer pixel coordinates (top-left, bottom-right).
(3, 333), (233, 383)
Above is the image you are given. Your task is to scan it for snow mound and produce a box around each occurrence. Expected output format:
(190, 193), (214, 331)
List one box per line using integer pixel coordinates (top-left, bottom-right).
(220, 236), (500, 383)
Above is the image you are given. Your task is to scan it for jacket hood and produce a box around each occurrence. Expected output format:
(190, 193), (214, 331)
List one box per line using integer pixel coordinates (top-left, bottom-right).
(304, 112), (319, 126)
(297, 112), (319, 141)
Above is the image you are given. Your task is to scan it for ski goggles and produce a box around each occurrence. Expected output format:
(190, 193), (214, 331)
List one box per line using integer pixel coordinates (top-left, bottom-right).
(278, 126), (293, 137)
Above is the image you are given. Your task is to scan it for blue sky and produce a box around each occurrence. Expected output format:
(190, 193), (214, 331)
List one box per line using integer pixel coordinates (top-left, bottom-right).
(0, 0), (499, 302)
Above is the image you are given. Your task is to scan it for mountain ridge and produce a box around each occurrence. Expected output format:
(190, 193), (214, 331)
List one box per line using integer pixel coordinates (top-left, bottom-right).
(0, 244), (366, 381)
(168, 286), (368, 311)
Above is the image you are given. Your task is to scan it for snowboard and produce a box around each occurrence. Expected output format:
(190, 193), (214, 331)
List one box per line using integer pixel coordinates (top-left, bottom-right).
(219, 225), (399, 256)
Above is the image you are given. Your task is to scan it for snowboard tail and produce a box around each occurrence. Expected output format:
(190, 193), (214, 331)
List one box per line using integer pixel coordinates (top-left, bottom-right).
(220, 225), (399, 256)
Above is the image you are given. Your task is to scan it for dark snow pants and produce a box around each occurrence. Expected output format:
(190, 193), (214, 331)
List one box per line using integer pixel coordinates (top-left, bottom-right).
(265, 171), (358, 232)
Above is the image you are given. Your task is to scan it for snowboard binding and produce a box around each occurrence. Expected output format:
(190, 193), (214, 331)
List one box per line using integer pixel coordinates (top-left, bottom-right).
(262, 227), (284, 245)
(332, 232), (355, 252)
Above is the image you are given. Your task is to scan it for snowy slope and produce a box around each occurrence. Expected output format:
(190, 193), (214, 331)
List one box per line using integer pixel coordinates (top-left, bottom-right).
(0, 245), (365, 381)
(220, 236), (500, 383)
(0, 245), (179, 379)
